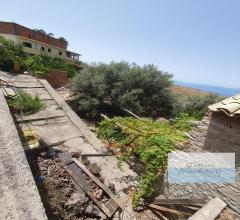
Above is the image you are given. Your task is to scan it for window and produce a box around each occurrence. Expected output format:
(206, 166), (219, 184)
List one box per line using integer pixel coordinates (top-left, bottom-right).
(23, 42), (32, 48)
(41, 46), (45, 51)
(59, 51), (62, 56)
(48, 48), (51, 52)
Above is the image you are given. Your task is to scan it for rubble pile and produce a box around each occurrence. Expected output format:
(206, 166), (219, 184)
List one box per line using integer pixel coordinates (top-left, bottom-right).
(27, 150), (114, 220)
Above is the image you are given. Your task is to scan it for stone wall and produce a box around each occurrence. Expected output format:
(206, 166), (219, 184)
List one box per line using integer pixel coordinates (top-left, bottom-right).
(40, 70), (70, 88)
(160, 112), (240, 213)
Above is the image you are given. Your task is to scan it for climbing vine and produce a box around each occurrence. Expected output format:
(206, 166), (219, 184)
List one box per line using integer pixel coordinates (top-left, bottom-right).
(97, 113), (192, 207)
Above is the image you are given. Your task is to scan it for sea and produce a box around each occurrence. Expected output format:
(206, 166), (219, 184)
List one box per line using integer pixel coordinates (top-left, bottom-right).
(174, 81), (240, 97)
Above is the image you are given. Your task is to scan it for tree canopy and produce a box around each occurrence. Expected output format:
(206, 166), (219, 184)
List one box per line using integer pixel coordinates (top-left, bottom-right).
(72, 62), (174, 118)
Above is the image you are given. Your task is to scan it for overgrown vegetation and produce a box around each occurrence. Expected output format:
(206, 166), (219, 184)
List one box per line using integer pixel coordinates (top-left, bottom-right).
(97, 113), (192, 207)
(0, 36), (78, 77)
(0, 36), (26, 71)
(24, 55), (77, 77)
(72, 62), (222, 119)
(72, 62), (174, 118)
(172, 93), (223, 119)
(7, 90), (44, 115)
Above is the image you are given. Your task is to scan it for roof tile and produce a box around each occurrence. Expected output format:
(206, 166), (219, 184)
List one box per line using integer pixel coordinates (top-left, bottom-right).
(208, 93), (240, 116)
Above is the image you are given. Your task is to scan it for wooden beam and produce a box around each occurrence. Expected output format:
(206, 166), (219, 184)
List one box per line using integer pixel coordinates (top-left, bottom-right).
(150, 198), (206, 205)
(148, 204), (192, 216)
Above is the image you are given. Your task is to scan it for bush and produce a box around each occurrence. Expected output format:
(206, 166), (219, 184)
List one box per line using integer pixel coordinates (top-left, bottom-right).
(172, 93), (223, 119)
(7, 90), (44, 115)
(0, 36), (26, 71)
(72, 62), (174, 118)
(97, 114), (192, 206)
(23, 55), (77, 78)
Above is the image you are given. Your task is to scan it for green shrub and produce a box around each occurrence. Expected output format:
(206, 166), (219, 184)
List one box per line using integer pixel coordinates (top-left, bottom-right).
(72, 62), (174, 118)
(0, 37), (78, 77)
(97, 114), (192, 207)
(23, 55), (78, 77)
(172, 93), (223, 119)
(0, 36), (26, 71)
(7, 90), (44, 115)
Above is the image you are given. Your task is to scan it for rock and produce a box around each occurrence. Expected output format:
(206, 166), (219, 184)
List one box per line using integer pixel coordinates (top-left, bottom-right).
(63, 187), (72, 196)
(134, 164), (145, 172)
(82, 156), (90, 166)
(156, 117), (169, 123)
(70, 151), (80, 158)
(108, 183), (116, 194)
(98, 176), (104, 183)
(36, 175), (45, 183)
(88, 163), (101, 175)
(92, 205), (100, 217)
(85, 203), (94, 214)
(96, 189), (103, 200)
(66, 193), (86, 206)
(46, 150), (57, 158)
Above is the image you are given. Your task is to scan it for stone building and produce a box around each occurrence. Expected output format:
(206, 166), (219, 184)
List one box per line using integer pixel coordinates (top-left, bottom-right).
(0, 21), (80, 61)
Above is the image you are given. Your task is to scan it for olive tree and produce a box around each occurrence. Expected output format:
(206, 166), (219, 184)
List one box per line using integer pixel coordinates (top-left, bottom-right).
(72, 62), (174, 118)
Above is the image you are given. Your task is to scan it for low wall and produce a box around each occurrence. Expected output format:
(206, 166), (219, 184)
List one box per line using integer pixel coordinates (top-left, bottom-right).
(40, 70), (69, 88)
(0, 89), (47, 220)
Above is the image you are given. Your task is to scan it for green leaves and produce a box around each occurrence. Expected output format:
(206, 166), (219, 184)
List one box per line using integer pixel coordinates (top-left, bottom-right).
(72, 62), (174, 118)
(172, 94), (223, 119)
(7, 90), (44, 115)
(23, 55), (77, 78)
(97, 116), (192, 207)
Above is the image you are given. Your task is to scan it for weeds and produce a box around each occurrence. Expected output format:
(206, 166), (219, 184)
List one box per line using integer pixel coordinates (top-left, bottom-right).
(97, 113), (192, 207)
(7, 90), (44, 115)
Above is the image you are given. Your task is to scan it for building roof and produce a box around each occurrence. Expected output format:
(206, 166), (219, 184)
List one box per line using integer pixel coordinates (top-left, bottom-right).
(0, 21), (67, 49)
(208, 93), (240, 116)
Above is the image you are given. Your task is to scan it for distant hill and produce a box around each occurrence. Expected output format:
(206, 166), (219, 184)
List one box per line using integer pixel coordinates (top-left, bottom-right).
(174, 81), (240, 97)
(171, 85), (207, 97)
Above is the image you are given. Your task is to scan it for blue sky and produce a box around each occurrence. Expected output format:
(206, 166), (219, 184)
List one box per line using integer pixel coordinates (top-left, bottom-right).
(0, 0), (239, 88)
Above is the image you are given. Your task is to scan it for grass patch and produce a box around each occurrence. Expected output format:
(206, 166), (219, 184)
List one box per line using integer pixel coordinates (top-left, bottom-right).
(7, 90), (44, 115)
(97, 113), (193, 207)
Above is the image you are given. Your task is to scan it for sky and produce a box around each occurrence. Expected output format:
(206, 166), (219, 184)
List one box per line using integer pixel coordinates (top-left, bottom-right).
(0, 0), (239, 88)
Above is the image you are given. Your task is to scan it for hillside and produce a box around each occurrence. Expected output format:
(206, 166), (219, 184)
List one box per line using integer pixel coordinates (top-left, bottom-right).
(174, 81), (239, 97)
(171, 85), (208, 97)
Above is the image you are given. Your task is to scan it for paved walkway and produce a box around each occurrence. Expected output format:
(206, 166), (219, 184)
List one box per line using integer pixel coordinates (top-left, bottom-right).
(0, 89), (47, 220)
(0, 71), (137, 220)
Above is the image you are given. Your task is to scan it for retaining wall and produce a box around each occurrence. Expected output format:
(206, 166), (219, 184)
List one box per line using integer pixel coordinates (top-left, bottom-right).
(0, 89), (47, 220)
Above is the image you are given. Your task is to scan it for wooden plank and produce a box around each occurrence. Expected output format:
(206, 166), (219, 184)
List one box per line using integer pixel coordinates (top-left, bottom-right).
(106, 198), (119, 216)
(150, 198), (206, 205)
(16, 115), (66, 123)
(151, 210), (169, 220)
(59, 152), (91, 192)
(66, 163), (91, 192)
(14, 82), (44, 88)
(148, 204), (192, 216)
(16, 105), (66, 122)
(65, 165), (117, 218)
(189, 197), (226, 220)
(59, 153), (120, 218)
(73, 158), (120, 201)
(59, 152), (74, 165)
